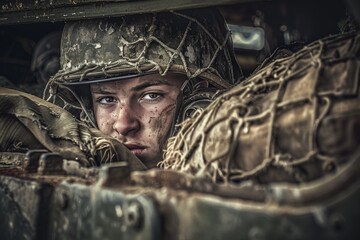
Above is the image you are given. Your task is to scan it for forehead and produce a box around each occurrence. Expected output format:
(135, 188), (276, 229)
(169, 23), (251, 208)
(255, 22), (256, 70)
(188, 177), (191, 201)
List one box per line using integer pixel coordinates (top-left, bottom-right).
(90, 72), (187, 90)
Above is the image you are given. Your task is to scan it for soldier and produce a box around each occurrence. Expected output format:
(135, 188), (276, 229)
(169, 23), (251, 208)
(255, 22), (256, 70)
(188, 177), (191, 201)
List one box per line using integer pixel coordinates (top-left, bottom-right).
(46, 8), (242, 168)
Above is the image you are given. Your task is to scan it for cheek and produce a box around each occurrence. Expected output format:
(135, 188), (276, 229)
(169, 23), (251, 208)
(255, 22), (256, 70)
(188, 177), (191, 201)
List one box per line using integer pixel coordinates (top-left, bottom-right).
(94, 109), (114, 135)
(97, 120), (113, 135)
(147, 103), (176, 146)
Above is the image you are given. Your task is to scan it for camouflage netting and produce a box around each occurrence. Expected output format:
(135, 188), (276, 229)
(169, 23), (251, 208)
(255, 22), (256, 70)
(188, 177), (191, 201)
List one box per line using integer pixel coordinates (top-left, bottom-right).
(160, 31), (360, 184)
(45, 8), (242, 124)
(0, 87), (146, 170)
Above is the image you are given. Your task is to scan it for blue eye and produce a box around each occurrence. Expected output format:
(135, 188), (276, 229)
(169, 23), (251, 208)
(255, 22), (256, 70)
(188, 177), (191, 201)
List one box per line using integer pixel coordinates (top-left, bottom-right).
(97, 96), (116, 104)
(142, 93), (163, 101)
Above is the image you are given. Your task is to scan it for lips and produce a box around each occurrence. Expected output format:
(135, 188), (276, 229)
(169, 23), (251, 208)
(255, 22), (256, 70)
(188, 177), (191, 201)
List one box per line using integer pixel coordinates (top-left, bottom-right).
(124, 143), (146, 156)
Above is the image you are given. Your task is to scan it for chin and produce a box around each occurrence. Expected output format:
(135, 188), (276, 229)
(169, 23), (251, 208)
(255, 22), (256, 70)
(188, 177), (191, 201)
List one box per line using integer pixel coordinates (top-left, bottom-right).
(140, 155), (161, 169)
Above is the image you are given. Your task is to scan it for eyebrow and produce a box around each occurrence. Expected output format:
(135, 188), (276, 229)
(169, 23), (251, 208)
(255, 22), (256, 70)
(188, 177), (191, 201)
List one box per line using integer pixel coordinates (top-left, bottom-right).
(130, 79), (171, 91)
(90, 79), (172, 94)
(90, 87), (115, 94)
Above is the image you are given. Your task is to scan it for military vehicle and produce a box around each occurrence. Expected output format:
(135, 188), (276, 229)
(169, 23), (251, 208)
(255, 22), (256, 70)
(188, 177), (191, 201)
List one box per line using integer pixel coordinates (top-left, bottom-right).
(0, 0), (359, 239)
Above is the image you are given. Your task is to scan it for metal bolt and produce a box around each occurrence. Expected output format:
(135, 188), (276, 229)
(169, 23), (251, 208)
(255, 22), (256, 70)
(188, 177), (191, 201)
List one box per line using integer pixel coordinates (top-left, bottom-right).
(323, 161), (336, 173)
(125, 201), (143, 229)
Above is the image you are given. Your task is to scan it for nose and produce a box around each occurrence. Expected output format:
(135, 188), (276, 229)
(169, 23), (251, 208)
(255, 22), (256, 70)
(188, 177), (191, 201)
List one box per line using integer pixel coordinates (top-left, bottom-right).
(112, 105), (140, 137)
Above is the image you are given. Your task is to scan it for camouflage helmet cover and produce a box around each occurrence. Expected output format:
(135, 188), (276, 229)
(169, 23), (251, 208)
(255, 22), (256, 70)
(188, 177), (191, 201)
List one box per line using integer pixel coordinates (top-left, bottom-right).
(48, 7), (242, 108)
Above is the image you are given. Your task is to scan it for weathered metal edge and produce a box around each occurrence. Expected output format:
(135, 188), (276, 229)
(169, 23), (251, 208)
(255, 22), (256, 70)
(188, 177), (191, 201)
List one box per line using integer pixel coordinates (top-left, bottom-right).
(0, 0), (265, 25)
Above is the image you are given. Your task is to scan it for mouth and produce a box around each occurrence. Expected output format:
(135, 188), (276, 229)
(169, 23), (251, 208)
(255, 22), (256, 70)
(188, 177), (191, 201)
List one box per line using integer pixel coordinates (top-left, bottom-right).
(124, 143), (146, 157)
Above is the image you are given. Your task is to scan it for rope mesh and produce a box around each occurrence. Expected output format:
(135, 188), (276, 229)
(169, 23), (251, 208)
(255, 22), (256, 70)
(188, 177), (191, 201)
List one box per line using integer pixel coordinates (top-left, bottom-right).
(160, 32), (360, 184)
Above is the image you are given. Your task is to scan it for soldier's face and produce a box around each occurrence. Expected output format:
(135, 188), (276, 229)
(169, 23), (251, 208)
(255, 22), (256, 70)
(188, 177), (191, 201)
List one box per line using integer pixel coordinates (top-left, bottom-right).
(90, 73), (186, 168)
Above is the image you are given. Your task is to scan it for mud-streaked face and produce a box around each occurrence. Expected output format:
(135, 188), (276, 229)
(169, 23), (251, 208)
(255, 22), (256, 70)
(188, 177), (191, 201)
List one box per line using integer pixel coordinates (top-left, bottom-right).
(90, 73), (186, 168)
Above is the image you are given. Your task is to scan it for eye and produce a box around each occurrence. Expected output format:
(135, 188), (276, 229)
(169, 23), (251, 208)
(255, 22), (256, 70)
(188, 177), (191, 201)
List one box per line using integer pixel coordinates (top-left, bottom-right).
(96, 96), (117, 104)
(141, 92), (163, 102)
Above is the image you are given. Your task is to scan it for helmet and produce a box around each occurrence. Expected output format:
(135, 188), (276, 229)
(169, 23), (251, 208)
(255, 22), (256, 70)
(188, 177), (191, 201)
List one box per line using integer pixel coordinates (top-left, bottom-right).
(46, 7), (242, 128)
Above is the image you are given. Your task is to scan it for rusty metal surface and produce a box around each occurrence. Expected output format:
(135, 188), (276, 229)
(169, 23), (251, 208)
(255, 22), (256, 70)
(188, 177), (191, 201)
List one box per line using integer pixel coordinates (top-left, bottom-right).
(0, 174), (53, 240)
(153, 184), (360, 240)
(1, 151), (360, 239)
(0, 0), (262, 25)
(0, 0), (129, 12)
(49, 182), (160, 240)
(0, 150), (98, 185)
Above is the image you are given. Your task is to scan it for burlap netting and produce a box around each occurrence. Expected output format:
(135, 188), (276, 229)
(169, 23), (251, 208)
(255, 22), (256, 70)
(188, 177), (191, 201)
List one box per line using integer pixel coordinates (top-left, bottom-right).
(161, 31), (360, 184)
(0, 87), (146, 170)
